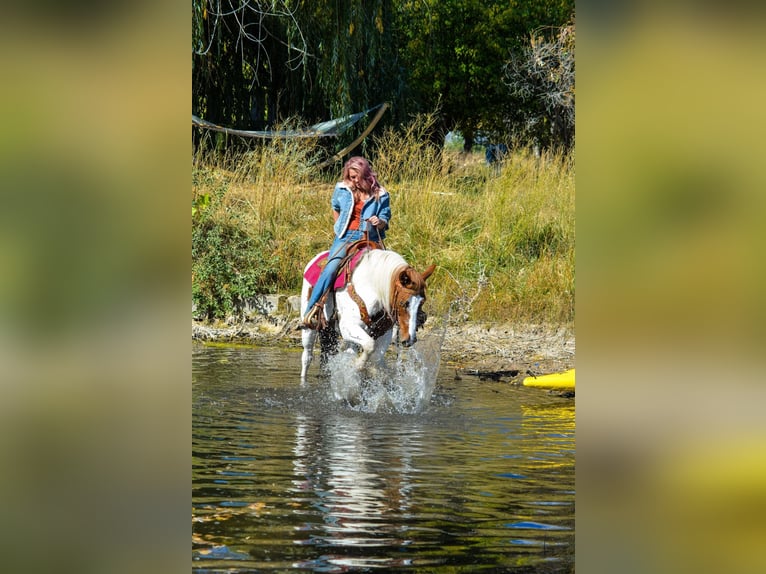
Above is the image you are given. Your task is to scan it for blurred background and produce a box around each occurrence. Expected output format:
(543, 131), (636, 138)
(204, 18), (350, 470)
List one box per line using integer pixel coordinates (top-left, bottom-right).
(0, 2), (189, 573)
(577, 3), (766, 573)
(1, 1), (765, 573)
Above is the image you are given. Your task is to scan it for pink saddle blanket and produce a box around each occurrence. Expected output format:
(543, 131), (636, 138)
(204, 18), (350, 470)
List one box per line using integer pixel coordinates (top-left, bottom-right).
(304, 249), (368, 290)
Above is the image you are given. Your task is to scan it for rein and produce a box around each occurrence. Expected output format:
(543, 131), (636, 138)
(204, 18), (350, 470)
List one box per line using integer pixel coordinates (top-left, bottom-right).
(346, 282), (394, 339)
(347, 264), (425, 339)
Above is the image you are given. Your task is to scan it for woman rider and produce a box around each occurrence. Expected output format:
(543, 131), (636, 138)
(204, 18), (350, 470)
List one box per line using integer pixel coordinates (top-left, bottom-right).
(303, 156), (390, 329)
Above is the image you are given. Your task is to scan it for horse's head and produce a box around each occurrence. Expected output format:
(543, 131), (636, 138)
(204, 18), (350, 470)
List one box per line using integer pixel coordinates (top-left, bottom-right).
(393, 264), (436, 347)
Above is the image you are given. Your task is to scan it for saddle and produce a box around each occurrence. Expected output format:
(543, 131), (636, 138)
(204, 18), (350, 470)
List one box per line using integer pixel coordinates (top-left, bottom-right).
(302, 239), (382, 330)
(303, 239), (381, 290)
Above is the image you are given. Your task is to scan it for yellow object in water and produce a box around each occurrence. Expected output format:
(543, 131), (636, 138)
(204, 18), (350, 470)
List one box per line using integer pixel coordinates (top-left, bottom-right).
(523, 368), (575, 389)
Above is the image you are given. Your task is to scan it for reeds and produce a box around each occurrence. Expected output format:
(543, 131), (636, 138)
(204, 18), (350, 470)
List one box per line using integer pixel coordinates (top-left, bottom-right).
(193, 115), (574, 326)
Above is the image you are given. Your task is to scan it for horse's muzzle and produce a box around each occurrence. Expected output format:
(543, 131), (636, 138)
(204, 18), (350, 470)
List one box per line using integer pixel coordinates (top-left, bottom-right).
(401, 335), (416, 348)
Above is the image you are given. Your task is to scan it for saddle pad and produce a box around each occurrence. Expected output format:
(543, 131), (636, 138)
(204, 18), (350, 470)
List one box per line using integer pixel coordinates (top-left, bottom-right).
(304, 249), (368, 289)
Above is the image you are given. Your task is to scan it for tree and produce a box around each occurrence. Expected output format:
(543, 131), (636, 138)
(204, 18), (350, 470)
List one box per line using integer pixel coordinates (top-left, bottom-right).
(192, 0), (407, 141)
(502, 19), (575, 151)
(191, 0), (575, 152)
(393, 0), (574, 151)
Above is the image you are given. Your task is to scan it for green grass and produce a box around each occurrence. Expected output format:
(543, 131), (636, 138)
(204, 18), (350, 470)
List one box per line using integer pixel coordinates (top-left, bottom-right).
(192, 114), (574, 327)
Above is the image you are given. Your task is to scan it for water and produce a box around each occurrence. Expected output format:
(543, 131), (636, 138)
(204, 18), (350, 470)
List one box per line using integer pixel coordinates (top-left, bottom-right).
(193, 340), (575, 573)
(321, 332), (442, 413)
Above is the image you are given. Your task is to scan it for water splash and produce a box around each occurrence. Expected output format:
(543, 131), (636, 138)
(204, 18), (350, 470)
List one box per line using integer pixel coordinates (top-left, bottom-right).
(325, 331), (444, 414)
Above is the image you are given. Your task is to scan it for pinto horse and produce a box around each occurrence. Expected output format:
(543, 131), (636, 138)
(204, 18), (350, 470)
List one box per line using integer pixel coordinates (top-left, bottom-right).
(300, 248), (435, 382)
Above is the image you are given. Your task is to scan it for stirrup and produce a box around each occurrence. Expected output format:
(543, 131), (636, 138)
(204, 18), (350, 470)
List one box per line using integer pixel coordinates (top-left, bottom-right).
(302, 304), (325, 330)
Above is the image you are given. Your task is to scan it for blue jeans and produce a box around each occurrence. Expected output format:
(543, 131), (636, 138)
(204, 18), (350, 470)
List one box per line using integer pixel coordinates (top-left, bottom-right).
(304, 230), (365, 316)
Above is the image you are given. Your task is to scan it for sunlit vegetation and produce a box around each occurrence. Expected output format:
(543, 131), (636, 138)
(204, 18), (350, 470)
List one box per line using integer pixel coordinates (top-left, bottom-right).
(192, 115), (574, 327)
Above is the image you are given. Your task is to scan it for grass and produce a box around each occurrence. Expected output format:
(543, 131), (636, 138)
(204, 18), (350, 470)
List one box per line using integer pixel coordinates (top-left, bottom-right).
(192, 114), (574, 327)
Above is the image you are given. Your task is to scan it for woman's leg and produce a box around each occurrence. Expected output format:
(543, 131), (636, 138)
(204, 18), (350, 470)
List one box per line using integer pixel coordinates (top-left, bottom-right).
(304, 236), (353, 319)
(304, 251), (345, 313)
(303, 232), (363, 324)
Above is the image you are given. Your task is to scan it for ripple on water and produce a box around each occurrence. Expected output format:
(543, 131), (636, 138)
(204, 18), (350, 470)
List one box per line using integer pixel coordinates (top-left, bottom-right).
(193, 344), (575, 572)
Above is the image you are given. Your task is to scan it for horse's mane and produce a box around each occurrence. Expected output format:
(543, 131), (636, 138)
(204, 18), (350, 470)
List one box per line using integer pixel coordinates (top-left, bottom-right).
(357, 250), (408, 313)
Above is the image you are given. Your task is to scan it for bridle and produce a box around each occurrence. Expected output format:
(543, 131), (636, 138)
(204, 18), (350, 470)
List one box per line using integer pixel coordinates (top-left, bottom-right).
(345, 264), (427, 340)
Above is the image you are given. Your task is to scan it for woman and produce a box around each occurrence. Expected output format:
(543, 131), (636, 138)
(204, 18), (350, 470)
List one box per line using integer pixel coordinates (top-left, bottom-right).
(303, 156), (391, 329)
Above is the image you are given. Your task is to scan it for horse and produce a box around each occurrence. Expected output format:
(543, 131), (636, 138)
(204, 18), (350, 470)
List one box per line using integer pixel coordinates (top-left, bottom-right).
(300, 248), (435, 382)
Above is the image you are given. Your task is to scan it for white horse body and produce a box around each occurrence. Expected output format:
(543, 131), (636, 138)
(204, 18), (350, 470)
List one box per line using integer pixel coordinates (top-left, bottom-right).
(300, 249), (434, 382)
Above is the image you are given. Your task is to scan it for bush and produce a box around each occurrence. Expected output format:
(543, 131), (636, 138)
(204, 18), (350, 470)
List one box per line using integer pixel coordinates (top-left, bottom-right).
(503, 20), (575, 152)
(191, 176), (280, 320)
(192, 117), (574, 327)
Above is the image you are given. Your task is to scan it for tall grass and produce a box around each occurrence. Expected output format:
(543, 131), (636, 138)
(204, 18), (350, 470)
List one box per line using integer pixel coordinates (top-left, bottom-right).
(192, 114), (574, 327)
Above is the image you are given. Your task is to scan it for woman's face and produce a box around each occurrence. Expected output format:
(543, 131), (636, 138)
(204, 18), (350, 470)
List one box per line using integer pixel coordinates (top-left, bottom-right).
(348, 168), (362, 191)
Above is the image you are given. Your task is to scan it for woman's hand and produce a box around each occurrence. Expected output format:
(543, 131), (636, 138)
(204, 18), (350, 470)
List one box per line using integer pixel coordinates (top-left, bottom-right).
(367, 215), (384, 229)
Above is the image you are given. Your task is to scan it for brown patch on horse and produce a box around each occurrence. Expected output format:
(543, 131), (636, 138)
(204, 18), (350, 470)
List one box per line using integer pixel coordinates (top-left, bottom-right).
(393, 265), (435, 298)
(345, 262), (436, 341)
(389, 264), (435, 340)
(392, 266), (426, 301)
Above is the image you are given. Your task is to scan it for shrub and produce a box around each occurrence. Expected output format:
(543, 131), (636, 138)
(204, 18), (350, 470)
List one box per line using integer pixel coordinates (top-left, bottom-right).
(192, 117), (574, 327)
(191, 173), (280, 320)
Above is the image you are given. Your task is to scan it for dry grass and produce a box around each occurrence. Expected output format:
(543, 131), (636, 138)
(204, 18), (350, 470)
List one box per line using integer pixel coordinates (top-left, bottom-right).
(193, 115), (574, 326)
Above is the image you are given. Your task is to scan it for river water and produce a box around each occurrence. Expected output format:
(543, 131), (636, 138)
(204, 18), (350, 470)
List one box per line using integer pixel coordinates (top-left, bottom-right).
(192, 339), (575, 573)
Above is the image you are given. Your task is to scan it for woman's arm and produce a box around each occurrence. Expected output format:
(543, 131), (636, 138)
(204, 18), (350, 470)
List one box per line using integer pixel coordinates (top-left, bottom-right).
(376, 192), (391, 229)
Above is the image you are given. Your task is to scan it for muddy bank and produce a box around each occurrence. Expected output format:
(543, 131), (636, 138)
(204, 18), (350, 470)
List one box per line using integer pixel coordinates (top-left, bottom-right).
(193, 310), (574, 382)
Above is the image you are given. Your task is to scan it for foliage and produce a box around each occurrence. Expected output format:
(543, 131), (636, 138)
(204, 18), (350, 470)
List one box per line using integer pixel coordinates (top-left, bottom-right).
(394, 0), (575, 149)
(192, 116), (575, 327)
(191, 1), (574, 151)
(192, 192), (210, 217)
(371, 126), (575, 325)
(190, 4), (576, 329)
(191, 170), (281, 320)
(192, 0), (407, 141)
(503, 19), (575, 151)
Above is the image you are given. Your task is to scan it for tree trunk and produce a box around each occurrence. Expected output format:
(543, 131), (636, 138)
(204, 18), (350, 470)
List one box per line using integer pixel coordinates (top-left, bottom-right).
(462, 131), (474, 153)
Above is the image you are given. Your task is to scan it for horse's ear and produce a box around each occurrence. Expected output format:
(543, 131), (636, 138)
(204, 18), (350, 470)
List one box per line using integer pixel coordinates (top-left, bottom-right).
(421, 264), (436, 281)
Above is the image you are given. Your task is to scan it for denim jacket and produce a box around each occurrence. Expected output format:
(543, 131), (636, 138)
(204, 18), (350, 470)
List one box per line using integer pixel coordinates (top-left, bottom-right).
(331, 182), (391, 242)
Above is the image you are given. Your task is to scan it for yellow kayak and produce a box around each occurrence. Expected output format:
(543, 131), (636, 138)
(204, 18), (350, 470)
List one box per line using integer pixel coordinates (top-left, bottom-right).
(523, 368), (575, 389)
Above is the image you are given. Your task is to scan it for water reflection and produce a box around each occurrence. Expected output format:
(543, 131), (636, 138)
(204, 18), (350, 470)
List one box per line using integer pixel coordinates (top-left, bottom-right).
(192, 344), (575, 572)
(292, 412), (419, 554)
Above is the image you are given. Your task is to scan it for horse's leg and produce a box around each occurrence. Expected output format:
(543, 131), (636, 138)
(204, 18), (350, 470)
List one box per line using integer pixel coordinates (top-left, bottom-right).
(300, 328), (318, 384)
(318, 323), (339, 372)
(370, 328), (394, 371)
(337, 317), (376, 371)
(300, 279), (316, 383)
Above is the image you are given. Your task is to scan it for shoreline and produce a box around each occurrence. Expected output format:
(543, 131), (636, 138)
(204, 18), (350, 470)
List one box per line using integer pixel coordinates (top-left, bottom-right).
(193, 315), (575, 383)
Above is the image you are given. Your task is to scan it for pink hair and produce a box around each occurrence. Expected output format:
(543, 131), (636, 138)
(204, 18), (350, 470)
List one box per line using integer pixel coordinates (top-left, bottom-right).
(342, 156), (380, 195)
